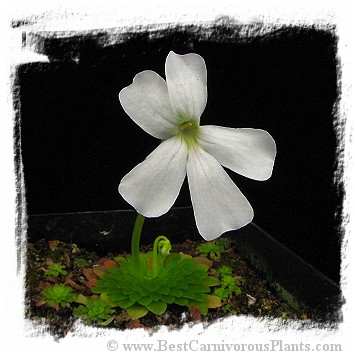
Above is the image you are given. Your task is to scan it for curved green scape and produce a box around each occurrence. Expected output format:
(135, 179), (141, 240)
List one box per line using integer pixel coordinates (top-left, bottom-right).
(92, 252), (219, 318)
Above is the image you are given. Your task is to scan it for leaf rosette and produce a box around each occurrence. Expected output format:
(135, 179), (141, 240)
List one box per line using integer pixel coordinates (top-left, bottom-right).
(41, 285), (77, 308)
(92, 252), (219, 318)
(73, 298), (115, 325)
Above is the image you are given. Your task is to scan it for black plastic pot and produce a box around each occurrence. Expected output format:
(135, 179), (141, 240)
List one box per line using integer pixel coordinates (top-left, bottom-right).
(26, 207), (342, 322)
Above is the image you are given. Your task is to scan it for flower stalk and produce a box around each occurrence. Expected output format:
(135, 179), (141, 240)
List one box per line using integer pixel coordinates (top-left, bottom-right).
(152, 235), (171, 277)
(131, 213), (145, 271)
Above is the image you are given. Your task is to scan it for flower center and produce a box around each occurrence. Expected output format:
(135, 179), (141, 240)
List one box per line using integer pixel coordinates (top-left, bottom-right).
(179, 121), (193, 130)
(177, 119), (200, 148)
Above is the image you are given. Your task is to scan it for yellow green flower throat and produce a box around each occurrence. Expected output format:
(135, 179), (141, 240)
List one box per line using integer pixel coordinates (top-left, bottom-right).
(177, 119), (200, 148)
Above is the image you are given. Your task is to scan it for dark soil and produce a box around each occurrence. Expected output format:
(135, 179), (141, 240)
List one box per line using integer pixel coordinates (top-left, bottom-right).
(25, 237), (309, 339)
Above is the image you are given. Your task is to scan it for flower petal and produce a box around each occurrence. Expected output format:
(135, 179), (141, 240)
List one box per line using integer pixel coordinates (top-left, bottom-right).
(187, 147), (254, 241)
(118, 137), (188, 217)
(199, 126), (276, 180)
(119, 70), (177, 139)
(165, 51), (207, 123)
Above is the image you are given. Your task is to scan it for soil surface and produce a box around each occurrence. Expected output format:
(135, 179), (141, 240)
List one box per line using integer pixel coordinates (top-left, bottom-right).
(26, 237), (309, 339)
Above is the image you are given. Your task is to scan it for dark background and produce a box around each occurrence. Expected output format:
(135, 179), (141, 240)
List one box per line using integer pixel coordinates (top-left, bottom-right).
(17, 24), (342, 282)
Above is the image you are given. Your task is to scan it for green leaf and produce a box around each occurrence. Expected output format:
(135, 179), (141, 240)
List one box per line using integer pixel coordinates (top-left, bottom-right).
(108, 267), (125, 278)
(195, 263), (210, 272)
(181, 290), (196, 300)
(231, 285), (242, 295)
(163, 253), (181, 266)
(221, 275), (235, 287)
(160, 295), (175, 304)
(146, 279), (160, 292)
(215, 237), (230, 250)
(150, 292), (162, 302)
(159, 286), (170, 295)
(129, 292), (142, 302)
(191, 293), (208, 303)
(117, 299), (136, 309)
(179, 263), (195, 274)
(114, 256), (126, 264)
(126, 304), (149, 319)
(99, 293), (114, 306)
(197, 243), (215, 253)
(174, 297), (189, 306)
(177, 282), (188, 290)
(75, 294), (89, 305)
(74, 258), (91, 267)
(179, 253), (193, 259)
(146, 301), (167, 315)
(214, 287), (228, 300)
(105, 280), (121, 288)
(111, 292), (129, 302)
(137, 296), (153, 306)
(188, 270), (208, 280)
(73, 306), (85, 317)
(92, 280), (106, 290)
(206, 294), (222, 308)
(169, 287), (183, 297)
(177, 258), (195, 269)
(194, 303), (208, 316)
(99, 316), (115, 326)
(188, 284), (210, 293)
(217, 265), (233, 276)
(201, 276), (220, 287)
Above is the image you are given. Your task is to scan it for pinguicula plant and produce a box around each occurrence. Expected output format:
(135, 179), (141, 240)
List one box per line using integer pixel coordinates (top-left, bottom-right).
(73, 296), (115, 325)
(45, 263), (68, 278)
(41, 285), (77, 308)
(212, 265), (246, 314)
(213, 265), (243, 302)
(197, 237), (231, 261)
(93, 231), (220, 318)
(94, 51), (276, 319)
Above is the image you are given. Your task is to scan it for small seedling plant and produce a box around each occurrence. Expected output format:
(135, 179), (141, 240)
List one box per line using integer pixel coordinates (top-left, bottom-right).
(45, 263), (68, 278)
(197, 237), (231, 261)
(41, 285), (77, 308)
(73, 296), (115, 325)
(212, 265), (246, 312)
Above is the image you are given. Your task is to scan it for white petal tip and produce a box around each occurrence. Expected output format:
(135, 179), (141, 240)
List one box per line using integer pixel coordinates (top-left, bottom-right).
(199, 215), (254, 241)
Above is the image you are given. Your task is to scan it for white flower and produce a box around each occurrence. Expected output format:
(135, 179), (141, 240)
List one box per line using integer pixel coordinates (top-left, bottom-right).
(118, 51), (276, 241)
